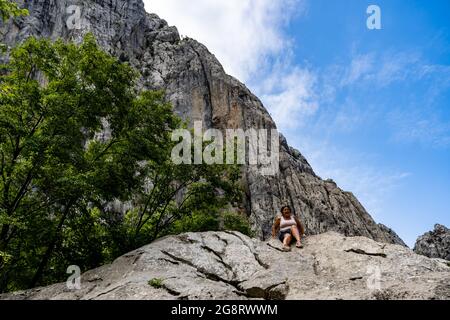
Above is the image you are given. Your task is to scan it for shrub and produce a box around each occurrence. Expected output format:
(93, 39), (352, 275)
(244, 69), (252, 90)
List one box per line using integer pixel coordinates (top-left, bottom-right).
(148, 278), (164, 289)
(222, 211), (254, 237)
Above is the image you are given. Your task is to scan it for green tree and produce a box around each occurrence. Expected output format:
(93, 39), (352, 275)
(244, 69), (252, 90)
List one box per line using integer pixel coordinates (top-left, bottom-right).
(0, 34), (243, 292)
(0, 34), (180, 291)
(116, 160), (242, 252)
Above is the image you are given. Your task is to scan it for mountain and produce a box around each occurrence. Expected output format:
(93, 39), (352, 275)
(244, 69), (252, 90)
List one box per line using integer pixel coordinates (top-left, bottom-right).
(414, 225), (450, 261)
(0, 0), (405, 244)
(1, 231), (449, 300)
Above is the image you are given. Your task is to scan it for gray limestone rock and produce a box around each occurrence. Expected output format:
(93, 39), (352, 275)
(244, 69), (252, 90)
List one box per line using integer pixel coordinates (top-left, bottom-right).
(378, 224), (408, 247)
(1, 231), (449, 300)
(414, 224), (450, 261)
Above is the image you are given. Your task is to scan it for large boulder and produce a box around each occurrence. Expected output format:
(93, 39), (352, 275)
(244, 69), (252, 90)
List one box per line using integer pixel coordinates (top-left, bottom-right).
(414, 225), (450, 261)
(2, 231), (449, 300)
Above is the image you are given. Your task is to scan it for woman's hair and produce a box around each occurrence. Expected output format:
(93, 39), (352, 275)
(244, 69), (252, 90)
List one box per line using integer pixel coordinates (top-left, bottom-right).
(280, 205), (291, 213)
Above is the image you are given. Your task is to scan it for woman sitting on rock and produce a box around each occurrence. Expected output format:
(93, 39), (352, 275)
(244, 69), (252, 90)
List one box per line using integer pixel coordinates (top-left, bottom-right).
(272, 206), (305, 251)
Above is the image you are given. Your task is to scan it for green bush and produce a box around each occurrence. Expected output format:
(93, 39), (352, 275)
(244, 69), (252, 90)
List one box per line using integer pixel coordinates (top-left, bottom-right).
(148, 278), (164, 289)
(166, 209), (221, 235)
(165, 209), (254, 238)
(222, 211), (254, 237)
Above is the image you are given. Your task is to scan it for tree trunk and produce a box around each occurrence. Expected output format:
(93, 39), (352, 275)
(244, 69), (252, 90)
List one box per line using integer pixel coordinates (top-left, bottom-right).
(29, 200), (74, 288)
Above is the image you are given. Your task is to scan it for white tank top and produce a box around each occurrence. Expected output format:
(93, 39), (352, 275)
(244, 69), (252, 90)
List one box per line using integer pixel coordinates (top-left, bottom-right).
(280, 215), (296, 231)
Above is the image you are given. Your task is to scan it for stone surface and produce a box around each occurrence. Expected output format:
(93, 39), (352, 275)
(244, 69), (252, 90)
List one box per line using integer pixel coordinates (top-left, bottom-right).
(414, 224), (450, 261)
(1, 231), (449, 300)
(0, 0), (405, 245)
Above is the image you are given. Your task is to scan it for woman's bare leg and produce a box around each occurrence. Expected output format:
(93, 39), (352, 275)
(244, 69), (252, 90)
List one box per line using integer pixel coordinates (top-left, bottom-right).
(283, 234), (292, 248)
(291, 226), (303, 247)
(291, 226), (301, 241)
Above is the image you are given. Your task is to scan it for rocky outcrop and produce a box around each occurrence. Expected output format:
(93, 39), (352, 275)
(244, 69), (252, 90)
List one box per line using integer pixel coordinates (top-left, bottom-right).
(0, 0), (405, 244)
(2, 231), (449, 300)
(378, 224), (408, 247)
(414, 225), (450, 261)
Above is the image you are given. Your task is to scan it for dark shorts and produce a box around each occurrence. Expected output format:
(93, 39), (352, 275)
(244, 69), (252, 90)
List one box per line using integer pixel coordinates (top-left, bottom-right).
(279, 229), (292, 242)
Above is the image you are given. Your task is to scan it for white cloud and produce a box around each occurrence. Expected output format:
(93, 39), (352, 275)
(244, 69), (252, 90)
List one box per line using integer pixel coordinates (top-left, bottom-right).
(144, 0), (318, 131)
(341, 54), (375, 86)
(307, 51), (450, 145)
(388, 109), (450, 148)
(374, 51), (421, 86)
(143, 0), (304, 83)
(256, 62), (319, 129)
(321, 51), (422, 94)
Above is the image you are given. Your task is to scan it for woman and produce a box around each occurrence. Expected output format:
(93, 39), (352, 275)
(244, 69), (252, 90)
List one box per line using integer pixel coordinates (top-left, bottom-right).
(272, 206), (305, 251)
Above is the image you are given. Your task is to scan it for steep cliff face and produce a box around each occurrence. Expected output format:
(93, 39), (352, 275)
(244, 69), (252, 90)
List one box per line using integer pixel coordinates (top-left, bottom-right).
(0, 0), (405, 244)
(2, 231), (449, 300)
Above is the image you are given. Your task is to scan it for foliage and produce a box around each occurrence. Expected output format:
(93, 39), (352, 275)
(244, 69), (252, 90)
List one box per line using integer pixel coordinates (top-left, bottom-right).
(222, 211), (254, 237)
(109, 159), (242, 253)
(166, 209), (253, 238)
(0, 34), (242, 292)
(168, 210), (221, 235)
(148, 278), (164, 289)
(0, 0), (28, 22)
(0, 0), (28, 52)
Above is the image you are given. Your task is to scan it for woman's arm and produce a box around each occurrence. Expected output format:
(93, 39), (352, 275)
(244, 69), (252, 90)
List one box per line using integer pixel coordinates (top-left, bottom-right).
(272, 216), (281, 238)
(294, 216), (305, 236)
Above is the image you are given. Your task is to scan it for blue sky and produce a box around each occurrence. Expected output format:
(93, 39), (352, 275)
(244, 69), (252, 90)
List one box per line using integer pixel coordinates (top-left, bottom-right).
(145, 0), (450, 247)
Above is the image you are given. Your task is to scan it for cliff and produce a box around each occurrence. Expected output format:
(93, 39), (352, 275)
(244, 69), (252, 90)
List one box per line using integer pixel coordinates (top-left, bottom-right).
(0, 0), (405, 244)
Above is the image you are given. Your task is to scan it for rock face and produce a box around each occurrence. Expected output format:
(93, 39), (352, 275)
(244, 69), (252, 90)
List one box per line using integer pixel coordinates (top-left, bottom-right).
(0, 0), (405, 244)
(378, 224), (408, 247)
(1, 231), (449, 300)
(414, 225), (450, 261)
